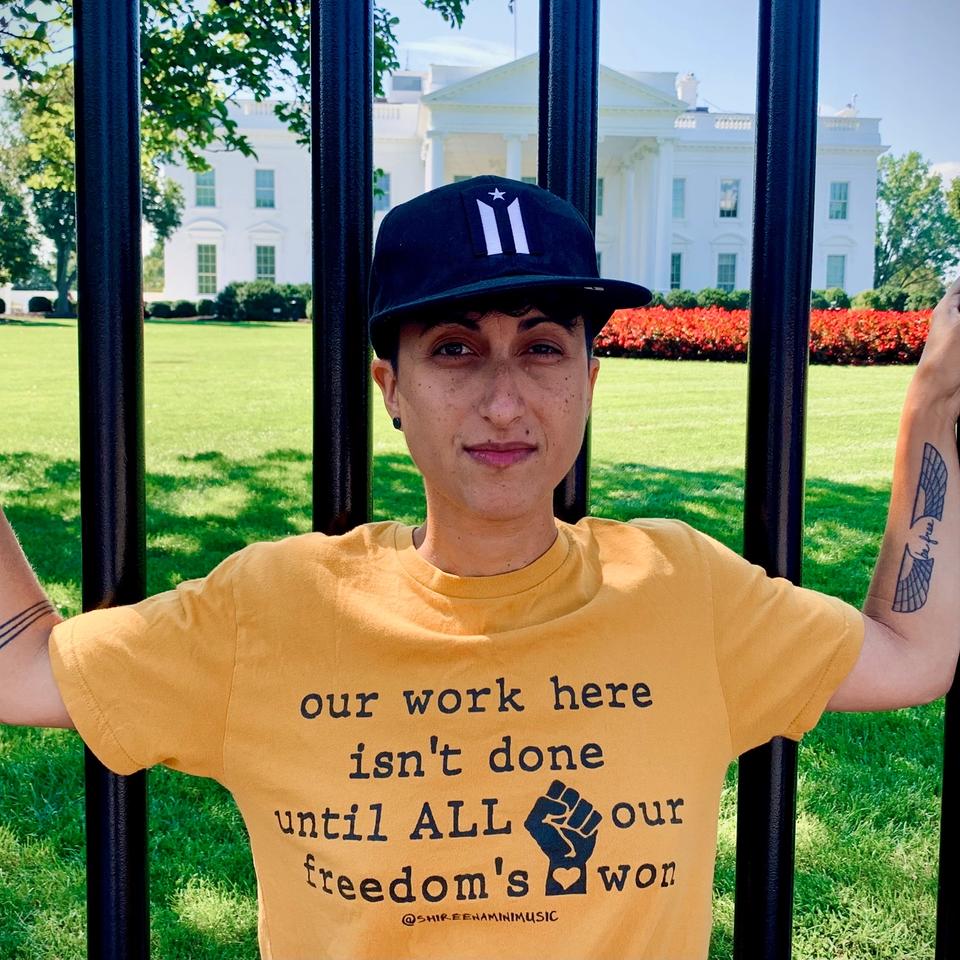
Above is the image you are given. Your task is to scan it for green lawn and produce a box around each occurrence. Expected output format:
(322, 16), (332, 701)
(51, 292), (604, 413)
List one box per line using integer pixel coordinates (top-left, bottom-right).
(0, 318), (938, 958)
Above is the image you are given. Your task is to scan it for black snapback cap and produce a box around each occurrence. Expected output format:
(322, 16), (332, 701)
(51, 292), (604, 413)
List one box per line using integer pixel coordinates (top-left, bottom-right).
(368, 175), (653, 358)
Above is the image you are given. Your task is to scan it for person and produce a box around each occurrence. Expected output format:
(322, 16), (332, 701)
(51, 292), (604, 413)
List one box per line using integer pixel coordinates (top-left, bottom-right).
(1, 174), (958, 960)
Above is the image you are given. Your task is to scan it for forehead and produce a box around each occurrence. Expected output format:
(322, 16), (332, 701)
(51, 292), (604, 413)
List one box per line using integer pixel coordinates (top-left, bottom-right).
(410, 306), (582, 338)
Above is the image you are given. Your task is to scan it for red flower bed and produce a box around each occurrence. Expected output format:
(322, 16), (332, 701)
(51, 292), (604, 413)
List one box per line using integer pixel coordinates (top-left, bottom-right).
(595, 307), (932, 364)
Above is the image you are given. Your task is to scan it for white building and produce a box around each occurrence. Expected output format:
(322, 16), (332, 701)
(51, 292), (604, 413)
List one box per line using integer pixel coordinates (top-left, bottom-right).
(160, 54), (886, 302)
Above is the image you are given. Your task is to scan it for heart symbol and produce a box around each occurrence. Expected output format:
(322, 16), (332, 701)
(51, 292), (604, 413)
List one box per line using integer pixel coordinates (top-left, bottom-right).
(552, 867), (581, 891)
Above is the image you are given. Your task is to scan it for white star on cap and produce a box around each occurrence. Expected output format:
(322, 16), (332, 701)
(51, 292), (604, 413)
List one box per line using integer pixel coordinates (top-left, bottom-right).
(488, 187), (506, 201)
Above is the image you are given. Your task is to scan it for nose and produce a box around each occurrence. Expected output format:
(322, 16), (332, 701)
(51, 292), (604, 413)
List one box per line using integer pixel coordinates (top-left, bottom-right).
(477, 357), (525, 426)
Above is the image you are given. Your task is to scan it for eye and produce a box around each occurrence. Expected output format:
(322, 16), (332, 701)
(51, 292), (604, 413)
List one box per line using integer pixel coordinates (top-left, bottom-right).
(528, 342), (562, 355)
(432, 340), (473, 358)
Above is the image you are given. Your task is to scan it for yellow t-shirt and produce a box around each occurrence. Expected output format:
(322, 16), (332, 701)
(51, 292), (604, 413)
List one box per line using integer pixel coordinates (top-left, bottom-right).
(49, 516), (864, 960)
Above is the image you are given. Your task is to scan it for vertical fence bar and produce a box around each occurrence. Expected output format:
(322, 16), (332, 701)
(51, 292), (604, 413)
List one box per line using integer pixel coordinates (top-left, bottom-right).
(310, 0), (373, 534)
(538, 0), (600, 524)
(937, 664), (959, 956)
(734, 0), (821, 957)
(72, 0), (149, 956)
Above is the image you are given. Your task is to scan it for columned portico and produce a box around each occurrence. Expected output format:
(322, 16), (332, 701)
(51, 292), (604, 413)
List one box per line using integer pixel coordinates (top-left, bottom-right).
(620, 161), (637, 279)
(653, 138), (676, 291)
(423, 130), (446, 191)
(504, 135), (525, 180)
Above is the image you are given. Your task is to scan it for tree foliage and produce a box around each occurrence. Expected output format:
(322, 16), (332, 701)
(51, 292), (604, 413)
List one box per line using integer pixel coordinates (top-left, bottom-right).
(874, 152), (960, 291)
(1, 0), (470, 308)
(1, 0), (470, 173)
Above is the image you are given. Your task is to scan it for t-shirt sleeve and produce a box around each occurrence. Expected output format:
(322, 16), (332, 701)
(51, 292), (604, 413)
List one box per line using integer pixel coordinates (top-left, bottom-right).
(48, 547), (246, 781)
(689, 523), (864, 757)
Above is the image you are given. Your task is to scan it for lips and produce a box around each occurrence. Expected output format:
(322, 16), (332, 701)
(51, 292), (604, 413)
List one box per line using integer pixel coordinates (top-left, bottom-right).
(464, 442), (537, 467)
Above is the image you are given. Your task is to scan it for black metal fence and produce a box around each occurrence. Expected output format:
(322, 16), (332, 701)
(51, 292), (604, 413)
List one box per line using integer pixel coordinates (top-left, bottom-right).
(69, 0), (955, 956)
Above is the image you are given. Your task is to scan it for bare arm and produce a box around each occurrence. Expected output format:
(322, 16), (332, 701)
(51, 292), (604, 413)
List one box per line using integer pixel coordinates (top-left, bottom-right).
(0, 507), (74, 728)
(829, 277), (960, 711)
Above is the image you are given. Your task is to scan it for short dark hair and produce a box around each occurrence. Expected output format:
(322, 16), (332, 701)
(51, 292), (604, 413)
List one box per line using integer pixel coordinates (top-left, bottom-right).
(386, 292), (597, 375)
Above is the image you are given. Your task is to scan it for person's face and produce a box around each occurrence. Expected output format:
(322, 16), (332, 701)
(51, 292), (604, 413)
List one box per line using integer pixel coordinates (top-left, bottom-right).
(371, 306), (601, 525)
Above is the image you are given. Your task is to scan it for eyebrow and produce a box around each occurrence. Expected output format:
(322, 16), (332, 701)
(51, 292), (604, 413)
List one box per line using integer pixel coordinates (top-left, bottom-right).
(418, 314), (576, 337)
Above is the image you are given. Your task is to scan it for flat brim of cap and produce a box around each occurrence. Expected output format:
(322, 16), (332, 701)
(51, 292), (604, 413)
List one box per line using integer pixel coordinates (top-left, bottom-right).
(369, 273), (653, 336)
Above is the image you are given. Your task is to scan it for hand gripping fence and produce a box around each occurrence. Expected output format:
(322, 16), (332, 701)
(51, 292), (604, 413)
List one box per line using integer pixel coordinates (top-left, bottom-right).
(68, 0), (957, 957)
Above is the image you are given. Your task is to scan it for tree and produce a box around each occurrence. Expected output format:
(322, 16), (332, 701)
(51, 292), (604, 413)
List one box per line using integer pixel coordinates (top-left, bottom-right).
(0, 176), (38, 286)
(874, 152), (960, 291)
(0, 99), (39, 285)
(4, 64), (185, 314)
(1, 0), (470, 307)
(948, 174), (960, 224)
(1, 1), (470, 171)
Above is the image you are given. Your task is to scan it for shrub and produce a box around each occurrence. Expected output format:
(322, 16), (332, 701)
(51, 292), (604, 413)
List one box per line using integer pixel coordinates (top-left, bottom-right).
(0, 297), (5, 316)
(728, 289), (751, 309)
(196, 299), (217, 317)
(810, 289), (829, 309)
(172, 300), (197, 318)
(696, 287), (732, 309)
(852, 286), (910, 312)
(214, 281), (311, 321)
(236, 280), (289, 321)
(28, 295), (54, 313)
(279, 283), (308, 319)
(851, 289), (885, 310)
(149, 301), (172, 318)
(215, 284), (240, 321)
(823, 287), (851, 309)
(905, 286), (943, 310)
(647, 291), (667, 307)
(306, 298), (313, 320)
(664, 289), (698, 309)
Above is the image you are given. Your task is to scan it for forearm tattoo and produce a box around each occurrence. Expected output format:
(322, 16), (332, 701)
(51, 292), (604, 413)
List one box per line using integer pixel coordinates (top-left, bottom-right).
(893, 442), (947, 612)
(0, 599), (57, 653)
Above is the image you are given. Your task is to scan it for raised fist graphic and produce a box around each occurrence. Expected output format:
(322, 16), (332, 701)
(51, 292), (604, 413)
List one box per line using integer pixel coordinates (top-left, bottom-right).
(524, 778), (602, 895)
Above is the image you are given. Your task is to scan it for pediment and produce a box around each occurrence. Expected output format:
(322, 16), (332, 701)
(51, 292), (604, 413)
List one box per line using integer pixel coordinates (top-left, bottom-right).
(246, 220), (284, 238)
(185, 217), (226, 234)
(423, 53), (686, 112)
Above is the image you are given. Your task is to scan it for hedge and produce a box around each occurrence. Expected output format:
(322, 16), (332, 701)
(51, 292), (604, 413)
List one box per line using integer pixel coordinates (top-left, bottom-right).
(215, 281), (310, 321)
(594, 306), (932, 364)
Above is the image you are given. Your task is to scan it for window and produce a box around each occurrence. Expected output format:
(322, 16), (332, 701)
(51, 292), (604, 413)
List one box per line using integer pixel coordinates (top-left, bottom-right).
(373, 170), (391, 212)
(829, 181), (849, 220)
(596, 250), (602, 273)
(195, 169), (215, 207)
(672, 178), (686, 219)
(719, 178), (740, 218)
(826, 254), (846, 289)
(255, 245), (276, 282)
(197, 244), (217, 295)
(670, 252), (682, 290)
(452, 175), (472, 183)
(255, 169), (275, 208)
(392, 75), (422, 91)
(596, 177), (604, 217)
(521, 176), (537, 185)
(717, 252), (736, 291)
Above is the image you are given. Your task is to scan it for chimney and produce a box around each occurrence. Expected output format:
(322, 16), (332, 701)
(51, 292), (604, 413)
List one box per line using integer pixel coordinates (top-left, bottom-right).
(675, 72), (699, 110)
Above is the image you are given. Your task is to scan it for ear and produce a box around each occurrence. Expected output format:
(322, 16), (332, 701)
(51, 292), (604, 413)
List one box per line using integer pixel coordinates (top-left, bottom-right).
(371, 357), (400, 421)
(586, 356), (600, 413)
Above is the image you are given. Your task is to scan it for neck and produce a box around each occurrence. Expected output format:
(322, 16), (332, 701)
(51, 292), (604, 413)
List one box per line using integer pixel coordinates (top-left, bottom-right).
(412, 503), (559, 577)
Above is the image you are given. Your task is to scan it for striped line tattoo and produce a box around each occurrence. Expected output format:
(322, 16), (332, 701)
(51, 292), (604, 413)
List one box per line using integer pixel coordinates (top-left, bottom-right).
(0, 599), (58, 653)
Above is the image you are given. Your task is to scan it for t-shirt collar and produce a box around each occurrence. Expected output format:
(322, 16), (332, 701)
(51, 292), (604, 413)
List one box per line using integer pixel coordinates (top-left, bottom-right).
(393, 519), (571, 599)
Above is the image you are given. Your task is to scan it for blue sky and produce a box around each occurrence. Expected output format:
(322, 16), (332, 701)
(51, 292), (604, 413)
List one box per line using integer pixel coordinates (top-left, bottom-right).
(389, 0), (959, 184)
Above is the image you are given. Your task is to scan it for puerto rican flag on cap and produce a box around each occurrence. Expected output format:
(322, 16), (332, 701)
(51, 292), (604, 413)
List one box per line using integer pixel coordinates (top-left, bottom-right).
(460, 182), (544, 258)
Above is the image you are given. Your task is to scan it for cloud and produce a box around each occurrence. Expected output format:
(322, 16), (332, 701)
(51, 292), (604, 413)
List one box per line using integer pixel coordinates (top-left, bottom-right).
(932, 161), (960, 186)
(398, 35), (516, 69)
